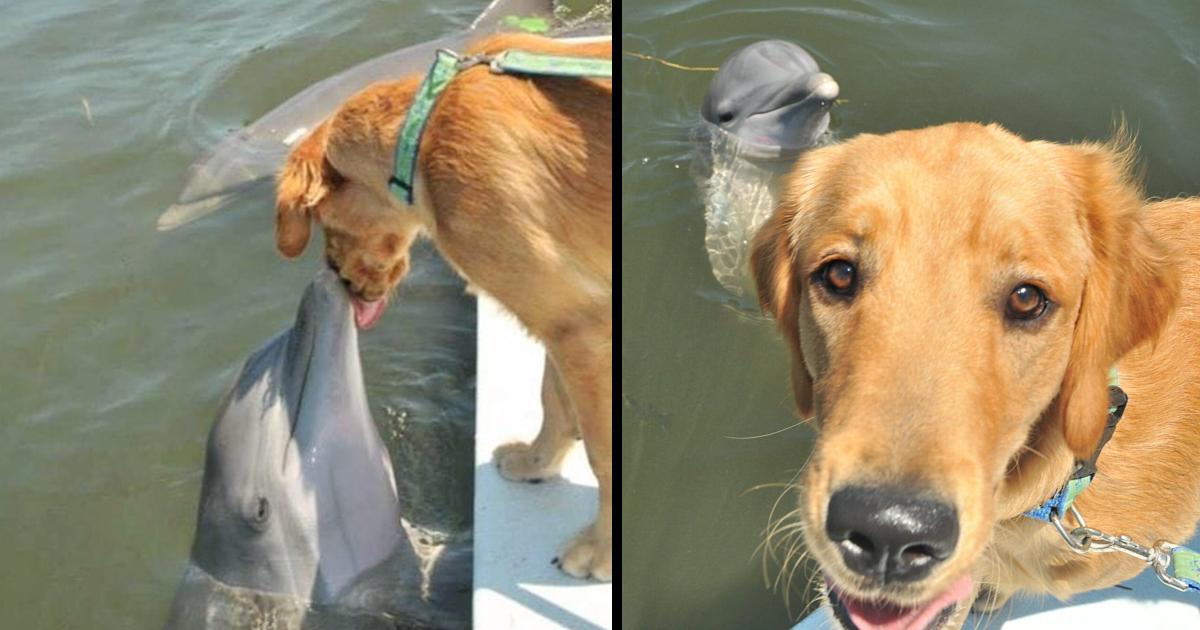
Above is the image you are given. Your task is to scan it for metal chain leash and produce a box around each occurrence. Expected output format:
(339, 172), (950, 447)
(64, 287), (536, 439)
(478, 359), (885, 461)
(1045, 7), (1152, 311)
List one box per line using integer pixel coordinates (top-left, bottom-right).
(1048, 504), (1192, 592)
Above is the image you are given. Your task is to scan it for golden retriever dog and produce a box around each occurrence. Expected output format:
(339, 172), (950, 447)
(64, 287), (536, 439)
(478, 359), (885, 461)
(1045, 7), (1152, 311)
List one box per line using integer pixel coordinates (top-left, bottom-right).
(750, 122), (1200, 628)
(272, 33), (612, 581)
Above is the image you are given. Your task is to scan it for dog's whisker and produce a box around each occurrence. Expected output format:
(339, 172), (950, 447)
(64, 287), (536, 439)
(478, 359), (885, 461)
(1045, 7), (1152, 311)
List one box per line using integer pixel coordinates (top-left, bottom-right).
(1017, 442), (1050, 462)
(770, 528), (801, 592)
(760, 509), (803, 562)
(763, 493), (800, 542)
(740, 480), (798, 497)
(760, 515), (801, 581)
(780, 535), (812, 619)
(723, 420), (805, 440)
(801, 561), (823, 618)
(763, 470), (804, 522)
(754, 465), (811, 609)
(780, 530), (806, 593)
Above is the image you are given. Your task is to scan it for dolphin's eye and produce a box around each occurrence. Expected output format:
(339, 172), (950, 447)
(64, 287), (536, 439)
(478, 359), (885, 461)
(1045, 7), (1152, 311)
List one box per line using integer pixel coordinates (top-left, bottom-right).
(244, 496), (271, 531)
(718, 112), (733, 123)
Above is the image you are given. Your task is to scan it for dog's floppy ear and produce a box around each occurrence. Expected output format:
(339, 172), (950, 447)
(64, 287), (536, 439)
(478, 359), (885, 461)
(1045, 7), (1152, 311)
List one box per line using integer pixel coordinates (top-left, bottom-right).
(750, 159), (827, 419)
(1049, 138), (1180, 459)
(275, 202), (312, 259)
(275, 121), (336, 258)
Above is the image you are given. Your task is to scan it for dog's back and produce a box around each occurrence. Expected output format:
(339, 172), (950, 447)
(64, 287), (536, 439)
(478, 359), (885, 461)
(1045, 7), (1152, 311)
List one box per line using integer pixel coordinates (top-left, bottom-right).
(422, 34), (613, 333)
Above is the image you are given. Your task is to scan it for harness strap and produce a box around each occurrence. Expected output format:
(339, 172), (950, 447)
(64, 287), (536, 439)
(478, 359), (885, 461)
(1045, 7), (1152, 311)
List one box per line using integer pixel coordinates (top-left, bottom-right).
(388, 48), (611, 205)
(488, 50), (612, 77)
(1172, 547), (1200, 592)
(389, 50), (460, 205)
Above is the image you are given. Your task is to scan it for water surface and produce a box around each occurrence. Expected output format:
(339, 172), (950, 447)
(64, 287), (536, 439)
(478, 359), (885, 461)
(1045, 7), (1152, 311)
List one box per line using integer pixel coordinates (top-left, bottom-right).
(0, 1), (488, 627)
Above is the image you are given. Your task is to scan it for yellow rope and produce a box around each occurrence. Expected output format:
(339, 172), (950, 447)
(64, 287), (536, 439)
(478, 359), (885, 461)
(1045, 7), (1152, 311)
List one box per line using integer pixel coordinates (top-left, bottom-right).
(623, 50), (717, 72)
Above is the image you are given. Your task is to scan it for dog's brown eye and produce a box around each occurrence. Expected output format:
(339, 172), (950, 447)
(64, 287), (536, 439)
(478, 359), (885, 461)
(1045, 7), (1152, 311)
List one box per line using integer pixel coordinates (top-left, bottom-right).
(1006, 284), (1047, 320)
(820, 260), (856, 295)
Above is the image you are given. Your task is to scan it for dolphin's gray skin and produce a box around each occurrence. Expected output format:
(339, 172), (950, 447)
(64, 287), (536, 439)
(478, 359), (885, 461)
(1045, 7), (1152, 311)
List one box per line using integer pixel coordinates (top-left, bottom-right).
(193, 268), (400, 600)
(700, 39), (838, 158)
(157, 0), (612, 230)
(166, 268), (464, 629)
(697, 40), (837, 301)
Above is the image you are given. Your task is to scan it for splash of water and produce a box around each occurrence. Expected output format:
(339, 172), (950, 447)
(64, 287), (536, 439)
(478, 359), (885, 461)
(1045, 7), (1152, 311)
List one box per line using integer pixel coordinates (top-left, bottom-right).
(695, 123), (787, 301)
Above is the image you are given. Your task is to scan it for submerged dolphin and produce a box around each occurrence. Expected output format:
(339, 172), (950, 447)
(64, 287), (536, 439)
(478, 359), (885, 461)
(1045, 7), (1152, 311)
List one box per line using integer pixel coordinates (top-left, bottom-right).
(157, 0), (612, 230)
(697, 40), (837, 300)
(700, 39), (838, 158)
(166, 269), (463, 629)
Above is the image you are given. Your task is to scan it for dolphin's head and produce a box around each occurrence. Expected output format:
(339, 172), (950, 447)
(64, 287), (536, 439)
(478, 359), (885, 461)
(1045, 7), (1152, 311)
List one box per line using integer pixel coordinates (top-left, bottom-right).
(190, 268), (401, 603)
(701, 40), (838, 158)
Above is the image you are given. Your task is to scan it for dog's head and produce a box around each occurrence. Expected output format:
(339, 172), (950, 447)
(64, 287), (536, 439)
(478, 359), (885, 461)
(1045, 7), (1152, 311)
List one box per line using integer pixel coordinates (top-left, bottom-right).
(274, 116), (424, 329)
(750, 123), (1179, 629)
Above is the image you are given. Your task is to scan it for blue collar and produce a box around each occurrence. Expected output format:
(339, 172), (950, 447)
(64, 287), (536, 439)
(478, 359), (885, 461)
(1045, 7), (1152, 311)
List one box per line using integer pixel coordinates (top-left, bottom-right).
(1023, 371), (1200, 593)
(1023, 369), (1126, 523)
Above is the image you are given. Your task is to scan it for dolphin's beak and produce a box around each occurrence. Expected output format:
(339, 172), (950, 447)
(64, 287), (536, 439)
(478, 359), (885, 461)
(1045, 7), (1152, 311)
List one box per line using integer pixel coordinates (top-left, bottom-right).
(809, 72), (839, 106)
(727, 76), (838, 158)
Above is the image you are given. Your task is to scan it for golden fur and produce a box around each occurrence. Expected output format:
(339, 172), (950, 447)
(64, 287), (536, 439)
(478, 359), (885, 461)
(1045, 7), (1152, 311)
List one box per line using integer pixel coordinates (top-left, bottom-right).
(273, 33), (612, 581)
(751, 122), (1200, 624)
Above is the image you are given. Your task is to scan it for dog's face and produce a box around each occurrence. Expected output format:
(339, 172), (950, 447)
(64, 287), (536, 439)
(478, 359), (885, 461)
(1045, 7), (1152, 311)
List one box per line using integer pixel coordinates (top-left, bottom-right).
(317, 187), (416, 303)
(277, 180), (422, 329)
(750, 123), (1178, 629)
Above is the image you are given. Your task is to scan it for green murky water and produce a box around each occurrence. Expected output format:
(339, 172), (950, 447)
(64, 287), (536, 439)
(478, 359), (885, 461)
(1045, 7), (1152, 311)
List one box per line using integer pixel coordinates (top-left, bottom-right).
(622, 1), (1200, 627)
(0, 1), (490, 627)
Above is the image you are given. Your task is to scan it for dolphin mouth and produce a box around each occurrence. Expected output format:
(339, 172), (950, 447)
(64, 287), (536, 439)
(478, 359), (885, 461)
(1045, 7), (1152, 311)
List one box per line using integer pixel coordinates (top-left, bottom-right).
(703, 121), (811, 161)
(750, 75), (838, 120)
(724, 72), (839, 156)
(743, 98), (832, 136)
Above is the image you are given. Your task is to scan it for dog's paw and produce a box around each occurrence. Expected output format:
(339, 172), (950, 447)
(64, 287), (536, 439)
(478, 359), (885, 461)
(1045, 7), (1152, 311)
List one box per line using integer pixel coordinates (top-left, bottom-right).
(494, 441), (563, 482)
(557, 525), (612, 582)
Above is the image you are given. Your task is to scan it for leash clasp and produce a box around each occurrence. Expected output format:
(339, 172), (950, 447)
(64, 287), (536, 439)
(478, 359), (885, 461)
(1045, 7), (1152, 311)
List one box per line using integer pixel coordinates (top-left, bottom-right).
(1048, 505), (1095, 554)
(1152, 542), (1194, 592)
(1048, 504), (1196, 592)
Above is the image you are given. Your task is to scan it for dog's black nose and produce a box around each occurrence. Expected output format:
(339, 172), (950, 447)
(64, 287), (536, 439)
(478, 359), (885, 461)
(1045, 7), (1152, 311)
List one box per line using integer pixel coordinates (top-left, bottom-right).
(825, 485), (958, 583)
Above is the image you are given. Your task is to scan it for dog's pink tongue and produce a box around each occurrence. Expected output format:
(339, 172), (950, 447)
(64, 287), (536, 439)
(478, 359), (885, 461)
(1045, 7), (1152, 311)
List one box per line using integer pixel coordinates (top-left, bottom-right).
(843, 575), (972, 630)
(352, 297), (387, 330)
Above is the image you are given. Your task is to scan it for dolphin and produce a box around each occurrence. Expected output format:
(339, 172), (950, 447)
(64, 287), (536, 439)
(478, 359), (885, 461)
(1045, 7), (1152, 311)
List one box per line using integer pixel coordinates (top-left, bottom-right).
(166, 268), (464, 629)
(696, 40), (838, 301)
(157, 0), (613, 230)
(700, 39), (838, 158)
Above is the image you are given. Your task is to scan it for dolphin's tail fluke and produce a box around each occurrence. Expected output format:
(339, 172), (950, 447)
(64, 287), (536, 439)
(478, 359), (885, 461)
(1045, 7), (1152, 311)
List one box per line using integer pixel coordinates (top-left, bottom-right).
(275, 121), (338, 259)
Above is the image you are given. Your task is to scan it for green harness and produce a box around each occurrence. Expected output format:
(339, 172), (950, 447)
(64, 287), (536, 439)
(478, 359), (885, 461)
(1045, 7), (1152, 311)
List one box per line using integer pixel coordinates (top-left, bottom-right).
(388, 48), (612, 204)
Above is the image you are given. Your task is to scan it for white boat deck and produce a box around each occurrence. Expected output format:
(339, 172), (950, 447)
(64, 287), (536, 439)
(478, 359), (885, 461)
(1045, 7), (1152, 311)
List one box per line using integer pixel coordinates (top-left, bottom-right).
(473, 295), (613, 629)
